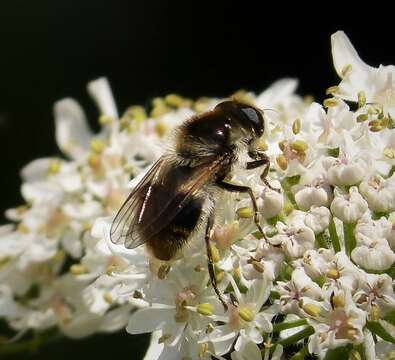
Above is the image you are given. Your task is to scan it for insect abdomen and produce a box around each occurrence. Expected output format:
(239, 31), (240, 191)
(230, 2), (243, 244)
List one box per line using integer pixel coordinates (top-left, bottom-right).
(147, 195), (204, 260)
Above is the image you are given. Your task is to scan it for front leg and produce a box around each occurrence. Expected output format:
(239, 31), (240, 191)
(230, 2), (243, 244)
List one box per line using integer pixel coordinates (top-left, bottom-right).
(216, 179), (266, 240)
(247, 150), (280, 193)
(205, 211), (228, 311)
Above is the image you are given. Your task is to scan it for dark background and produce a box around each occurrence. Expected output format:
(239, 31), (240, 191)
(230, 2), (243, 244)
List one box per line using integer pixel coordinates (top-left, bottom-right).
(0, 1), (394, 359)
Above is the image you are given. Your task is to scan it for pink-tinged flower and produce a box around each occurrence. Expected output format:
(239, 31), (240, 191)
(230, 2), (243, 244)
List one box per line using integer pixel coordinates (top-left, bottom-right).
(307, 289), (366, 357)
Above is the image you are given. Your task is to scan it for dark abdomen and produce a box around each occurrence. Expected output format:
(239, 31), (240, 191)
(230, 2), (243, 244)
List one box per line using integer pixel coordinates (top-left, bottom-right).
(147, 195), (204, 260)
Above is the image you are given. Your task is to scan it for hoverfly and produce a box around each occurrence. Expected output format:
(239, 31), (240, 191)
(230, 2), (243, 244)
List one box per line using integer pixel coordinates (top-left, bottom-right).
(110, 100), (278, 309)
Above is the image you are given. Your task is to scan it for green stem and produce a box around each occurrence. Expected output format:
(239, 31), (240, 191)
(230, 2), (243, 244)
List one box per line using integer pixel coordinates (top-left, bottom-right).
(278, 326), (314, 348)
(343, 222), (356, 257)
(315, 232), (327, 249)
(281, 177), (298, 207)
(290, 344), (310, 360)
(273, 319), (308, 332)
(328, 217), (341, 253)
(0, 337), (40, 355)
(0, 330), (61, 356)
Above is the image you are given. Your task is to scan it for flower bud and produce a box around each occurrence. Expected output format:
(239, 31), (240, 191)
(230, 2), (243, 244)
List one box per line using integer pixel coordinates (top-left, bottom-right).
(304, 206), (331, 234)
(359, 175), (395, 213)
(351, 238), (395, 271)
(295, 187), (329, 211)
(260, 189), (284, 219)
(330, 187), (368, 224)
(325, 158), (364, 186)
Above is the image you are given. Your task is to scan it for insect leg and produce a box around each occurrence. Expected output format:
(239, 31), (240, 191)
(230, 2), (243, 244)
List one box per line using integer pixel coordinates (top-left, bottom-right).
(216, 180), (266, 239)
(205, 212), (228, 311)
(246, 151), (280, 193)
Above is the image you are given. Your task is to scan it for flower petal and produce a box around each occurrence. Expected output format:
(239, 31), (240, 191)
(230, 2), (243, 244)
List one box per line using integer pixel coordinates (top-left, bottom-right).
(54, 98), (93, 159)
(87, 77), (118, 119)
(126, 307), (175, 334)
(331, 31), (373, 80)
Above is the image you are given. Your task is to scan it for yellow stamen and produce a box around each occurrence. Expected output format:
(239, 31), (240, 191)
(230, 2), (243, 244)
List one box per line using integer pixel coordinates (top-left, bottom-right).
(278, 140), (288, 152)
(276, 154), (288, 170)
(158, 333), (172, 344)
(323, 98), (339, 108)
(125, 105), (147, 121)
(370, 125), (383, 132)
(155, 121), (168, 137)
(199, 344), (209, 358)
(326, 85), (339, 95)
(17, 224), (30, 233)
(206, 323), (215, 333)
(356, 114), (368, 123)
(357, 91), (366, 108)
(252, 260), (265, 273)
(216, 271), (225, 283)
(194, 97), (211, 113)
(332, 293), (345, 308)
(370, 304), (381, 321)
(151, 98), (170, 118)
(290, 140), (308, 152)
(47, 159), (62, 175)
(210, 244), (220, 263)
(99, 114), (114, 125)
(165, 94), (192, 108)
(197, 303), (214, 316)
(341, 64), (352, 77)
(88, 153), (101, 169)
(103, 291), (113, 304)
(384, 147), (395, 159)
(326, 269), (340, 280)
(303, 303), (321, 317)
(238, 306), (254, 322)
(70, 264), (88, 275)
(236, 207), (254, 219)
(292, 118), (301, 134)
(194, 264), (205, 272)
(90, 138), (106, 153)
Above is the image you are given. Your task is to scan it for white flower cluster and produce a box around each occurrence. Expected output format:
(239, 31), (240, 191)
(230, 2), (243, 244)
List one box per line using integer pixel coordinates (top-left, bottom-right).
(1, 31), (395, 359)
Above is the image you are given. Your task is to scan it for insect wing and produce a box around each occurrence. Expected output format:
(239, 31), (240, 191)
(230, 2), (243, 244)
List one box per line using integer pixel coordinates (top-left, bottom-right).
(134, 156), (226, 242)
(110, 157), (167, 248)
(110, 155), (227, 250)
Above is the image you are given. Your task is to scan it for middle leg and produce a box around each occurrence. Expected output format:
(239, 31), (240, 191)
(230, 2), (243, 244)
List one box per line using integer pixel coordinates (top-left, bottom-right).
(216, 179), (266, 240)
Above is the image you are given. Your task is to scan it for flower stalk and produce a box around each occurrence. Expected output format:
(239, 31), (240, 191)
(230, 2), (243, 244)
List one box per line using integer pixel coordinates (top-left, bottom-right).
(343, 222), (356, 257)
(329, 217), (341, 252)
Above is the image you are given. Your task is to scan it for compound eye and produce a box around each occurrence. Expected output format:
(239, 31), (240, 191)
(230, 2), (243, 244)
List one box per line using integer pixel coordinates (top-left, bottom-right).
(240, 107), (264, 136)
